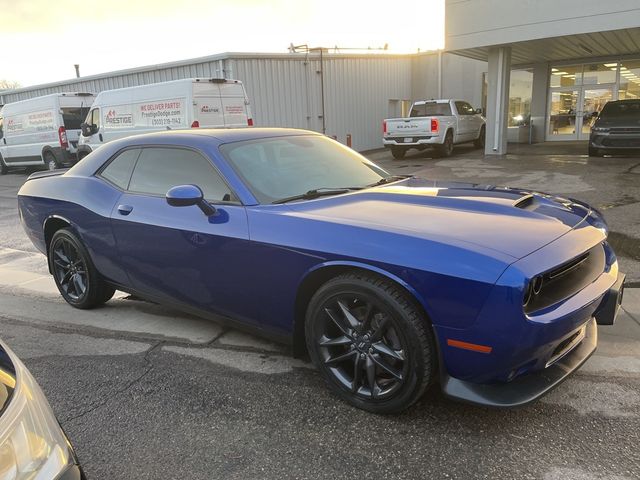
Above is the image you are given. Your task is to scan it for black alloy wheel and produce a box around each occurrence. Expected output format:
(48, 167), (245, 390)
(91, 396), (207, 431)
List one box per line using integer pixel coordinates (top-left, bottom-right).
(306, 272), (435, 413)
(49, 228), (115, 309)
(0, 155), (7, 175)
(391, 146), (407, 159)
(438, 131), (454, 157)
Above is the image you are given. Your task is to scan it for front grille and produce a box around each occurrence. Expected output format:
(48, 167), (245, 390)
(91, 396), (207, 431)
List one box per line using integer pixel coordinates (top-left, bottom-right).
(525, 244), (606, 314)
(603, 137), (640, 148)
(545, 326), (586, 367)
(609, 127), (640, 134)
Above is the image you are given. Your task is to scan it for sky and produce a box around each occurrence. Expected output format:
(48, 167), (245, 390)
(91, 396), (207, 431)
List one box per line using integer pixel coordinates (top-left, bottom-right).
(0, 0), (444, 89)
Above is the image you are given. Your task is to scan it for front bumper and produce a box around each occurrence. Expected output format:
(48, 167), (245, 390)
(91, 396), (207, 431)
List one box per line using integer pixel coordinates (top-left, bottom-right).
(590, 132), (640, 150)
(440, 318), (598, 407)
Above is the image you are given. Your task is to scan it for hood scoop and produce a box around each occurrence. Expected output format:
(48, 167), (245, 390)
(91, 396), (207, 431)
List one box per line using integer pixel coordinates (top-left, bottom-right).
(513, 194), (536, 210)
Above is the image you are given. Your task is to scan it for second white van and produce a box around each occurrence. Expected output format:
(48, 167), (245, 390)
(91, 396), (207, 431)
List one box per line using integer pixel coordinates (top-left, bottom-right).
(78, 78), (252, 158)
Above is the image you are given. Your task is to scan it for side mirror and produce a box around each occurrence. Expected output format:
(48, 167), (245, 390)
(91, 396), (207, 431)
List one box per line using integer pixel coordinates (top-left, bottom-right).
(81, 123), (98, 137)
(475, 108), (483, 115)
(166, 184), (216, 216)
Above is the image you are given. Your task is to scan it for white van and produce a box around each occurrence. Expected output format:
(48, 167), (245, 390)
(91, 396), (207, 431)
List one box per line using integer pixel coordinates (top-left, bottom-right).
(78, 78), (252, 158)
(0, 93), (95, 173)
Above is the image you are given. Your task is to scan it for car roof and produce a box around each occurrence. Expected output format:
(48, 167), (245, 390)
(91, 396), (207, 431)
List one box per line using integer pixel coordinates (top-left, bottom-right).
(129, 127), (322, 144)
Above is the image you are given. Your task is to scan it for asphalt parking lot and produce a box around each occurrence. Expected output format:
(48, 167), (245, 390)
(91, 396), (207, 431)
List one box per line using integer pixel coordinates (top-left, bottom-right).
(1, 145), (639, 479)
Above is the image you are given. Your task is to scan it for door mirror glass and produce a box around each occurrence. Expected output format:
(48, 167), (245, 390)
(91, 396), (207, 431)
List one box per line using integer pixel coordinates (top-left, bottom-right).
(81, 123), (98, 136)
(475, 108), (483, 115)
(166, 184), (216, 216)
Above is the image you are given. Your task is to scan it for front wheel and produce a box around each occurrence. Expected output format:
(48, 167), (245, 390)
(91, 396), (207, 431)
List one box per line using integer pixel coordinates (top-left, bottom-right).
(305, 272), (436, 414)
(474, 125), (486, 149)
(49, 228), (115, 309)
(588, 146), (603, 157)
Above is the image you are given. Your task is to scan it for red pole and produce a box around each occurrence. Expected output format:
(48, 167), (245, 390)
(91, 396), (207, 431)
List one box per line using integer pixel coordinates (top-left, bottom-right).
(346, 134), (352, 148)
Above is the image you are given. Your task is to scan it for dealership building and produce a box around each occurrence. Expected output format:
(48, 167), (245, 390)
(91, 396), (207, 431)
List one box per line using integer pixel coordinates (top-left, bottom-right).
(1, 0), (639, 153)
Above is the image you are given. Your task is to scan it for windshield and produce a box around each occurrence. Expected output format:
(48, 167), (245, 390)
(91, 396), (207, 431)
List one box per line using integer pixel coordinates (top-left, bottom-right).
(62, 106), (91, 130)
(410, 103), (452, 117)
(599, 101), (640, 119)
(220, 135), (390, 204)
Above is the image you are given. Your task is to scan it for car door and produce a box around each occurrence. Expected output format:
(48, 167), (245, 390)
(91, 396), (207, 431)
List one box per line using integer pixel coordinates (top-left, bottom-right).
(454, 101), (473, 141)
(109, 145), (255, 324)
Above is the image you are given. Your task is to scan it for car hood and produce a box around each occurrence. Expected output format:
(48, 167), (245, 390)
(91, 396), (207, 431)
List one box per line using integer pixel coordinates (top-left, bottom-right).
(284, 178), (591, 259)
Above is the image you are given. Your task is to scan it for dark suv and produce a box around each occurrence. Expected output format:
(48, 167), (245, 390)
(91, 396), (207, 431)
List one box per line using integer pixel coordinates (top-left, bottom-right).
(589, 100), (640, 156)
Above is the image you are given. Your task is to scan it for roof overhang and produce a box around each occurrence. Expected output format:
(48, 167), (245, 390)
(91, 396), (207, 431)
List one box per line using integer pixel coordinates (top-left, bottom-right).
(447, 28), (640, 67)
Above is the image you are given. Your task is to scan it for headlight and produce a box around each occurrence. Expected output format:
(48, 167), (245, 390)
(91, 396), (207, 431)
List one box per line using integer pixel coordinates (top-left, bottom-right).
(0, 344), (72, 480)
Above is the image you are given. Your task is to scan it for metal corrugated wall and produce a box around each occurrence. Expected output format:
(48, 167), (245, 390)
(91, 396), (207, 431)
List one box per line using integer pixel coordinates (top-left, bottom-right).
(1, 53), (484, 150)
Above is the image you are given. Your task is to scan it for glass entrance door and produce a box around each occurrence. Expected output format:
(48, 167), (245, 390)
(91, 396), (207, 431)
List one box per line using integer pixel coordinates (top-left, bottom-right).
(548, 89), (579, 140)
(580, 87), (614, 139)
(547, 86), (615, 140)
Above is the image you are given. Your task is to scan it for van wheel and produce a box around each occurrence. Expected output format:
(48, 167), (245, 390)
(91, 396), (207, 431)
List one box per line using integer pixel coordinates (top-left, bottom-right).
(44, 152), (59, 171)
(0, 155), (7, 175)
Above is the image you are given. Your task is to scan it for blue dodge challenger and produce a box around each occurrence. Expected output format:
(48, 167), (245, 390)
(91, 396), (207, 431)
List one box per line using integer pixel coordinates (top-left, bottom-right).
(17, 128), (625, 413)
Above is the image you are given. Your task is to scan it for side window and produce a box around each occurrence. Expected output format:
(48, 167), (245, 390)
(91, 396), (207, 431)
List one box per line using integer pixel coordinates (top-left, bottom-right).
(462, 102), (475, 115)
(90, 108), (100, 128)
(99, 148), (140, 189)
(128, 147), (237, 203)
(0, 116), (3, 140)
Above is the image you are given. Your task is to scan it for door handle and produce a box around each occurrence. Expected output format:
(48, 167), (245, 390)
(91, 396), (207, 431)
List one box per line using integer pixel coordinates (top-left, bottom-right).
(99, 133), (103, 142)
(117, 205), (133, 215)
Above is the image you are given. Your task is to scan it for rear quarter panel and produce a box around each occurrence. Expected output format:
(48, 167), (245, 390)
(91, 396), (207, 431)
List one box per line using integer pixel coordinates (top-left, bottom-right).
(18, 174), (128, 285)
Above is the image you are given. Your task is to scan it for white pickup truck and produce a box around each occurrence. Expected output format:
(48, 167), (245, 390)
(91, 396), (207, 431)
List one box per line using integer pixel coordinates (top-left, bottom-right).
(383, 99), (486, 159)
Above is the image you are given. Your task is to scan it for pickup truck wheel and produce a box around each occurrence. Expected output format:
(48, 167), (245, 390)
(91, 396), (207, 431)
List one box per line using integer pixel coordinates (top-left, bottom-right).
(437, 131), (454, 157)
(0, 155), (7, 175)
(391, 147), (407, 160)
(474, 126), (486, 148)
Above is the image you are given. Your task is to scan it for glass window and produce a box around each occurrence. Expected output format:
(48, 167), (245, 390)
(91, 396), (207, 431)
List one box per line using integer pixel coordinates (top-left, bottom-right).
(548, 91), (578, 136)
(128, 147), (237, 203)
(455, 101), (475, 115)
(410, 102), (452, 117)
(619, 60), (640, 100)
(549, 65), (582, 88)
(0, 117), (3, 140)
(88, 108), (100, 128)
(221, 135), (388, 204)
(508, 69), (533, 126)
(582, 63), (617, 85)
(61, 107), (90, 130)
(99, 149), (140, 189)
(600, 101), (640, 118)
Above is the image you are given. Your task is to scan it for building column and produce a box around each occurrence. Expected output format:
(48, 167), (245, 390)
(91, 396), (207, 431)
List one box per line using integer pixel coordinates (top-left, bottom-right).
(485, 46), (511, 155)
(530, 62), (550, 143)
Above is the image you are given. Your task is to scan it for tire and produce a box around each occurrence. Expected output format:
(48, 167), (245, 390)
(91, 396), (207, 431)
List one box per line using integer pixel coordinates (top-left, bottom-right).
(474, 125), (486, 149)
(49, 228), (115, 309)
(305, 272), (436, 414)
(0, 155), (7, 175)
(391, 146), (407, 160)
(588, 146), (603, 157)
(44, 151), (59, 171)
(437, 131), (454, 157)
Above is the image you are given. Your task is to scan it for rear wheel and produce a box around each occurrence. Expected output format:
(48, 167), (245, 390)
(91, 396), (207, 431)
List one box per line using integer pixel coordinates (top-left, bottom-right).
(305, 272), (436, 414)
(44, 151), (59, 171)
(474, 125), (486, 149)
(49, 228), (115, 309)
(391, 146), (407, 160)
(0, 155), (7, 175)
(437, 131), (454, 157)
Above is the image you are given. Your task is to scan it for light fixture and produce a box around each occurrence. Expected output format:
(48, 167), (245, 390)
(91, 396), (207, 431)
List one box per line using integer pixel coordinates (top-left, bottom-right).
(552, 71), (569, 75)
(551, 68), (559, 72)
(604, 63), (618, 67)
